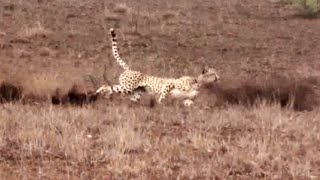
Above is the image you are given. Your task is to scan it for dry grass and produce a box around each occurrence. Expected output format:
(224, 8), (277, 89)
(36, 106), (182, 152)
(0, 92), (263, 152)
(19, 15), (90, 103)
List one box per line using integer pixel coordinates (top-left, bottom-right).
(17, 21), (52, 39)
(287, 0), (320, 17)
(205, 75), (318, 111)
(12, 71), (62, 98)
(0, 102), (319, 179)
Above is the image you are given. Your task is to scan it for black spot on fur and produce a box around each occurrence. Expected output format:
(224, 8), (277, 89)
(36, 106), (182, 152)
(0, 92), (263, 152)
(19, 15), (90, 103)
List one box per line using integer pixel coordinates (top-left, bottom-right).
(111, 30), (116, 38)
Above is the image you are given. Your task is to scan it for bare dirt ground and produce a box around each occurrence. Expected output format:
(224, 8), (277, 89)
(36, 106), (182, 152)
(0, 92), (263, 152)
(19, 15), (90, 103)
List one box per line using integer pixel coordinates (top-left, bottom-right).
(1, 0), (320, 179)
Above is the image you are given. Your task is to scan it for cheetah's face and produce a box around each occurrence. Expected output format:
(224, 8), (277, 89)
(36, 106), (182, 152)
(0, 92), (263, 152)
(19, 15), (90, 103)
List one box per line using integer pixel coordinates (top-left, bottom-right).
(198, 67), (220, 84)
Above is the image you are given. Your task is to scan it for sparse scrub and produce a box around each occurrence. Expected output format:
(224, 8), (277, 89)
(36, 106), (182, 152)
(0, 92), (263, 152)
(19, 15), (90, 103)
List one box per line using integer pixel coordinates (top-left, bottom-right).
(204, 75), (318, 111)
(113, 3), (130, 14)
(0, 30), (6, 37)
(38, 47), (56, 57)
(12, 48), (32, 58)
(17, 73), (61, 97)
(0, 82), (22, 103)
(17, 21), (52, 39)
(288, 0), (320, 17)
(104, 6), (121, 21)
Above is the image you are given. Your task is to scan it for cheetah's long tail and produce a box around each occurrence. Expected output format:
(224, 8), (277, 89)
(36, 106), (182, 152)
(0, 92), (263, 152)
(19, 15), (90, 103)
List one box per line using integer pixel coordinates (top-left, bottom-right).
(110, 28), (130, 71)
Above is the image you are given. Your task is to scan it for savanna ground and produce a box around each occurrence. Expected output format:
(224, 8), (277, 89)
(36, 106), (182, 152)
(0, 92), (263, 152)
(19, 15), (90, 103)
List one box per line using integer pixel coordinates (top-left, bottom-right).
(0, 0), (320, 179)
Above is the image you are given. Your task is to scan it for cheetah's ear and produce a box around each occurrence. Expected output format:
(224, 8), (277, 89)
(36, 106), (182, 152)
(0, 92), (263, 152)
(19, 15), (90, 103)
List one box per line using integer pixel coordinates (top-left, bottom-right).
(202, 65), (209, 74)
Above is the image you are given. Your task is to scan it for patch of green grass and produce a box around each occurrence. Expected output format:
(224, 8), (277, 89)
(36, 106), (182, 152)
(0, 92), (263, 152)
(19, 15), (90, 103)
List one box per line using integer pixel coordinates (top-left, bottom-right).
(290, 0), (320, 18)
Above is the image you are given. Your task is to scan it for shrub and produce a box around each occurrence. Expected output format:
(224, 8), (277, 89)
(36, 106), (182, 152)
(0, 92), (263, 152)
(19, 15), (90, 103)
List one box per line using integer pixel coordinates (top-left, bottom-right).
(289, 0), (320, 17)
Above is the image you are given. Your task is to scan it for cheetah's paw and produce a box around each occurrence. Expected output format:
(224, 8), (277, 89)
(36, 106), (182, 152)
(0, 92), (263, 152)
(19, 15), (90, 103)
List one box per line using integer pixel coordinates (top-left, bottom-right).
(183, 99), (194, 107)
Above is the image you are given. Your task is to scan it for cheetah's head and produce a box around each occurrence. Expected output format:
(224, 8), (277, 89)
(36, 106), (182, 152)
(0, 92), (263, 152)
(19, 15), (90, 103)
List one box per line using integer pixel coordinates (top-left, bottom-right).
(198, 66), (220, 84)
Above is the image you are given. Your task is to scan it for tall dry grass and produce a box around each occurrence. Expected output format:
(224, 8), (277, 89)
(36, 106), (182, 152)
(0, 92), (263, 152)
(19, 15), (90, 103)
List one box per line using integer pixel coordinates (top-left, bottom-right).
(0, 101), (319, 179)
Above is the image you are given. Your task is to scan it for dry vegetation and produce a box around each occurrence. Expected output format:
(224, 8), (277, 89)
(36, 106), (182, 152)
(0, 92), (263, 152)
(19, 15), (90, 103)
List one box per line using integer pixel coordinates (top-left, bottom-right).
(0, 0), (320, 179)
(285, 0), (320, 18)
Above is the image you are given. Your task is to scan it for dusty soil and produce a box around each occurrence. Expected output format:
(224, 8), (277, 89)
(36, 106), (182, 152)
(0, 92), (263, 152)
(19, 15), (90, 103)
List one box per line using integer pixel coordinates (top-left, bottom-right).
(0, 0), (320, 179)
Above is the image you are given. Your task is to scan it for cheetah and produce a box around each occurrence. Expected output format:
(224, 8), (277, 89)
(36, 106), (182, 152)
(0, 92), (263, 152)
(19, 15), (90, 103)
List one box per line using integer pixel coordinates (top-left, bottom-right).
(96, 28), (220, 105)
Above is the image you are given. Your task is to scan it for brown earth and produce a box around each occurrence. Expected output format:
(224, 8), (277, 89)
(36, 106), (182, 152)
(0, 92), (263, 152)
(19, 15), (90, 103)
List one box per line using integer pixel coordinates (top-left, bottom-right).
(0, 0), (320, 179)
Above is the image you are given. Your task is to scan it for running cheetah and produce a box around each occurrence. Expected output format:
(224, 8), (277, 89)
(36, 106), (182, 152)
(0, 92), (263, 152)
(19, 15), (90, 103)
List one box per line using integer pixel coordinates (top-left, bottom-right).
(96, 28), (220, 105)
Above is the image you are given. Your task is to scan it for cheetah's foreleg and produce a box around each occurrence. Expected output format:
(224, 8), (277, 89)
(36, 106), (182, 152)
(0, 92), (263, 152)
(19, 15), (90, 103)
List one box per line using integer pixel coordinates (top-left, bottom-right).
(158, 85), (174, 104)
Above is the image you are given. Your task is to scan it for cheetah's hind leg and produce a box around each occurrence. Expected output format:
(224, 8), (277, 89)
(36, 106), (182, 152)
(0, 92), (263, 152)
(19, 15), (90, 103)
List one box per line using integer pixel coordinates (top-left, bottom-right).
(96, 84), (126, 98)
(96, 84), (147, 102)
